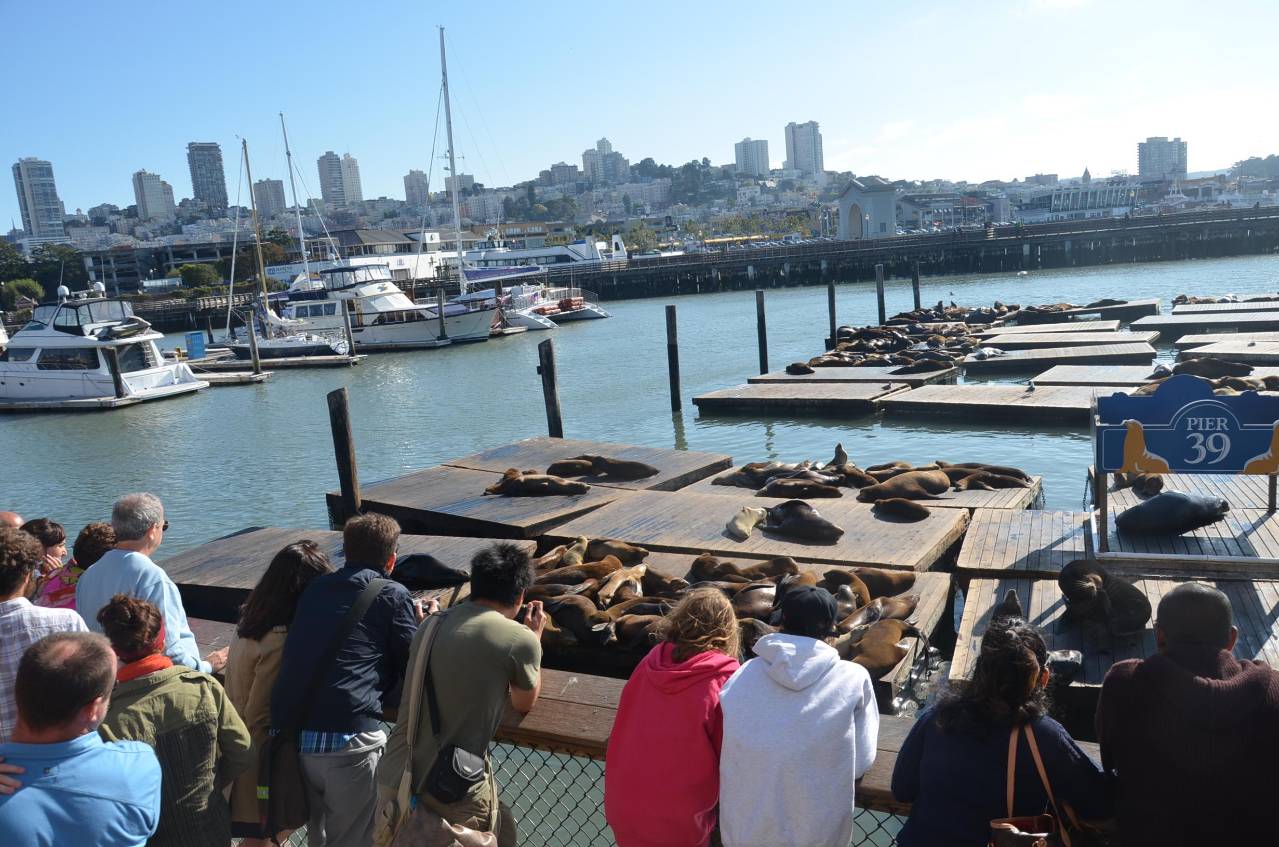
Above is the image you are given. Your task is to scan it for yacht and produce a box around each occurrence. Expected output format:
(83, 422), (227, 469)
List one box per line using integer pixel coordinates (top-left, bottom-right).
(0, 293), (206, 409)
(455, 266), (611, 329)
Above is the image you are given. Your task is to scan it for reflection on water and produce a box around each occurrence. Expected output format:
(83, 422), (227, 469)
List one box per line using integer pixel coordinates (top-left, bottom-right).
(2, 254), (1276, 553)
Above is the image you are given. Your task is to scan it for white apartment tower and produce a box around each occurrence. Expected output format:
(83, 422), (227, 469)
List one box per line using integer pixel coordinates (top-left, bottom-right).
(12, 157), (66, 240)
(404, 169), (430, 207)
(131, 170), (177, 221)
(186, 143), (228, 210)
(1137, 137), (1188, 182)
(317, 151), (363, 207)
(340, 154), (363, 204)
(784, 121), (825, 176)
(734, 138), (770, 177)
(253, 178), (287, 219)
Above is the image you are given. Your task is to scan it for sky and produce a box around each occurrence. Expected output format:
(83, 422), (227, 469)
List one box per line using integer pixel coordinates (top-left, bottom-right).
(3, 0), (1278, 227)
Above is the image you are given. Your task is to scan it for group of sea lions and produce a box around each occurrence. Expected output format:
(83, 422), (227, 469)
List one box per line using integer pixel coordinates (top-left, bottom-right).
(482, 454), (660, 497)
(1134, 360), (1279, 396)
(527, 540), (926, 679)
(726, 499), (845, 543)
(1173, 293), (1279, 305)
(886, 300), (1016, 326)
(799, 324), (976, 373)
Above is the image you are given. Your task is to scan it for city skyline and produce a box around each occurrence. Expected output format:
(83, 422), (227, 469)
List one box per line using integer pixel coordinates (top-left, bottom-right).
(3, 0), (1278, 227)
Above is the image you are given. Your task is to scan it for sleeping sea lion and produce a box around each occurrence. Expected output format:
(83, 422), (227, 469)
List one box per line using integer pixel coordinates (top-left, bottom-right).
(829, 465), (878, 488)
(597, 565), (648, 606)
(866, 460), (912, 473)
(543, 596), (616, 647)
(1111, 472), (1163, 497)
(1114, 491), (1229, 536)
(731, 582), (778, 621)
(786, 361), (816, 375)
(613, 614), (667, 650)
(601, 597), (674, 620)
(850, 567), (916, 599)
(726, 506), (769, 541)
(935, 461), (1032, 482)
(837, 597), (885, 632)
(484, 468), (590, 497)
(871, 498), (931, 522)
(952, 471), (1032, 491)
(1173, 357), (1253, 379)
(856, 470), (952, 502)
(892, 359), (952, 374)
(1058, 559), (1152, 637)
(736, 556), (801, 581)
(524, 580), (599, 602)
(586, 538), (649, 565)
(837, 619), (928, 678)
(532, 545), (568, 570)
(762, 500), (845, 543)
(640, 570), (689, 598)
(738, 619), (776, 660)
(545, 459), (595, 477)
(711, 469), (762, 488)
(560, 536), (589, 567)
(536, 555), (623, 585)
(816, 570), (872, 608)
(756, 479), (843, 499)
(569, 454), (660, 481)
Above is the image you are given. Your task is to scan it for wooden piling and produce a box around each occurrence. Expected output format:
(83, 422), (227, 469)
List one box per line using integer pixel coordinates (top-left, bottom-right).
(755, 289), (768, 375)
(340, 300), (356, 355)
(537, 338), (565, 438)
(204, 315), (215, 344)
(875, 264), (886, 325)
(245, 315), (262, 375)
(665, 304), (681, 412)
(911, 261), (921, 310)
(827, 282), (837, 344)
(436, 288), (448, 341)
(326, 387), (362, 521)
(102, 346), (127, 399)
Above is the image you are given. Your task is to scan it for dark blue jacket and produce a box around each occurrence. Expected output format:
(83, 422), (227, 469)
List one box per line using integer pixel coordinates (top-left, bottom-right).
(270, 563), (418, 734)
(892, 706), (1109, 847)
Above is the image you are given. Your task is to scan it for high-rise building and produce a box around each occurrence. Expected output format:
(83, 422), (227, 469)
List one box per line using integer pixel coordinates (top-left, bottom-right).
(186, 142), (228, 210)
(132, 170), (177, 221)
(12, 157), (66, 240)
(253, 178), (286, 219)
(404, 169), (430, 207)
(340, 154), (363, 204)
(549, 162), (580, 186)
(734, 138), (770, 177)
(317, 151), (363, 206)
(582, 138), (629, 185)
(783, 121), (825, 176)
(1137, 136), (1188, 182)
(444, 173), (475, 194)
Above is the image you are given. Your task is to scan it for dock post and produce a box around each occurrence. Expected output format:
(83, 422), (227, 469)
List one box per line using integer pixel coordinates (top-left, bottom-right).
(436, 288), (448, 341)
(245, 315), (262, 375)
(755, 289), (768, 375)
(102, 346), (127, 399)
(326, 387), (362, 522)
(911, 261), (921, 310)
(826, 282), (837, 347)
(875, 263), (886, 326)
(665, 304), (681, 412)
(340, 300), (357, 359)
(204, 315), (215, 344)
(536, 338), (565, 438)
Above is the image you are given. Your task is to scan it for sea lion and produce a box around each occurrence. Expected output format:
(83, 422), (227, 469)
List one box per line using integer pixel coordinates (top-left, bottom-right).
(731, 582), (778, 620)
(738, 619), (776, 660)
(640, 570), (689, 597)
(711, 468), (762, 488)
(726, 506), (769, 541)
(586, 538), (649, 565)
(856, 470), (952, 502)
(868, 464), (941, 482)
(762, 500), (845, 543)
(756, 479), (843, 499)
(1112, 472), (1164, 497)
(737, 556), (801, 581)
(826, 465), (878, 488)
(893, 359), (952, 374)
(524, 580), (599, 602)
(484, 468), (590, 497)
(536, 555), (623, 585)
(816, 570), (872, 608)
(1173, 357), (1253, 379)
(1085, 298), (1127, 308)
(866, 460), (912, 473)
(760, 469), (842, 488)
(613, 614), (666, 649)
(560, 536), (589, 567)
(826, 443), (850, 468)
(935, 461), (1032, 482)
(546, 459), (595, 477)
(878, 594), (920, 621)
(952, 471), (1032, 491)
(543, 596), (616, 647)
(569, 454), (660, 481)
(1058, 558), (1152, 637)
(786, 361), (816, 375)
(1118, 420), (1171, 475)
(532, 545), (568, 570)
(871, 498), (932, 522)
(839, 619), (927, 677)
(1046, 650), (1084, 684)
(1115, 491), (1229, 536)
(851, 567), (916, 599)
(597, 565), (648, 606)
(838, 597), (885, 632)
(990, 587), (1025, 625)
(601, 597), (674, 620)
(769, 571), (821, 618)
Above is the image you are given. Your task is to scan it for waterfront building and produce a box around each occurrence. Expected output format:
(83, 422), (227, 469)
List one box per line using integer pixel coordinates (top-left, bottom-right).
(12, 157), (66, 241)
(404, 169), (430, 207)
(186, 142), (228, 211)
(837, 176), (895, 240)
(1138, 137), (1188, 183)
(582, 138), (630, 186)
(131, 170), (176, 221)
(444, 173), (475, 194)
(734, 138), (770, 177)
(253, 178), (286, 219)
(1025, 173), (1059, 186)
(317, 151), (363, 207)
(1013, 178), (1138, 224)
(783, 121), (825, 178)
(550, 161), (580, 186)
(341, 154), (363, 204)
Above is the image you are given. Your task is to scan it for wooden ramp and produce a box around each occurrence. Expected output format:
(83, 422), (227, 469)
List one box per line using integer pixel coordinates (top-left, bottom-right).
(443, 436), (732, 492)
(1132, 313), (1279, 339)
(1175, 341), (1279, 364)
(692, 381), (910, 415)
(1174, 332), (1279, 350)
(982, 332), (1159, 350)
(955, 510), (1092, 577)
(1105, 473), (1277, 511)
(161, 527), (533, 621)
(681, 472), (1043, 512)
(881, 384), (1130, 424)
(748, 365), (956, 388)
(1103, 508), (1279, 575)
(962, 343), (1156, 373)
(976, 320), (1120, 337)
(1172, 300), (1279, 315)
(331, 465), (630, 539)
(543, 489), (970, 571)
(1014, 299), (1161, 324)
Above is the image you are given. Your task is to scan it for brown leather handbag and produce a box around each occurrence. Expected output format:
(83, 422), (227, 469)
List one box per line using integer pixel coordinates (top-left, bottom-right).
(989, 724), (1072, 847)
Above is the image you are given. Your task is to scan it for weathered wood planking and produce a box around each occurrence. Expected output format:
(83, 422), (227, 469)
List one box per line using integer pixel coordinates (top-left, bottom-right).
(1174, 332), (1279, 349)
(161, 527), (533, 621)
(1106, 473), (1276, 511)
(443, 436), (732, 492)
(1172, 299), (1279, 315)
(544, 489), (970, 571)
(983, 332), (1160, 350)
(962, 343), (1156, 372)
(1014, 299), (1161, 324)
(1104, 508), (1279, 575)
(1132, 312), (1279, 339)
(976, 320), (1121, 337)
(1175, 341), (1279, 364)
(1033, 365), (1162, 387)
(189, 354), (363, 369)
(748, 365), (956, 388)
(881, 384), (1131, 424)
(692, 381), (911, 415)
(679, 472), (1042, 512)
(955, 510), (1092, 577)
(330, 465), (630, 539)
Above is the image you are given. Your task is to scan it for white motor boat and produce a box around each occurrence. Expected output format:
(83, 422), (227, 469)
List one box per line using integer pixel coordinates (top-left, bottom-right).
(222, 301), (349, 360)
(0, 294), (207, 409)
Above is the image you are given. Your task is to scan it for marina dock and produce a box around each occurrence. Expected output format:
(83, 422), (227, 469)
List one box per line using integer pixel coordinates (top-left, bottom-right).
(197, 371), (272, 386)
(189, 353), (364, 370)
(1171, 300), (1279, 315)
(974, 320), (1121, 337)
(880, 383), (1130, 423)
(1104, 510), (1279, 575)
(1031, 365), (1165, 386)
(692, 381), (911, 415)
(954, 509), (1092, 577)
(1176, 341), (1279, 364)
(681, 473), (1044, 513)
(980, 331), (1160, 350)
(1104, 472), (1279, 511)
(961, 343), (1156, 373)
(1014, 298), (1161, 324)
(1131, 312), (1279, 339)
(747, 365), (957, 388)
(1173, 332), (1279, 349)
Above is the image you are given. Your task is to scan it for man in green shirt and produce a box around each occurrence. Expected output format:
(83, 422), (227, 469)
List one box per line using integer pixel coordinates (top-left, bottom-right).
(405, 542), (545, 846)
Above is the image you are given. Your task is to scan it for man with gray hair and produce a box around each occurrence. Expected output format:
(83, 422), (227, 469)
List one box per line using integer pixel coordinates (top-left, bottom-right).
(76, 494), (224, 673)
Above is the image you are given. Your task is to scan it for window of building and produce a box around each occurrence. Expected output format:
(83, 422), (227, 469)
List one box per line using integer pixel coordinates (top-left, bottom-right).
(36, 348), (99, 370)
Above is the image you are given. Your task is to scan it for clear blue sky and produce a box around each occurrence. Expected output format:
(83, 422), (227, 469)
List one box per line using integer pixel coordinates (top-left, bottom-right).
(3, 0), (1277, 226)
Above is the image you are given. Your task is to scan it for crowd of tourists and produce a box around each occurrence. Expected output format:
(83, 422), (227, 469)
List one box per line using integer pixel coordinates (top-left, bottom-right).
(0, 495), (1276, 847)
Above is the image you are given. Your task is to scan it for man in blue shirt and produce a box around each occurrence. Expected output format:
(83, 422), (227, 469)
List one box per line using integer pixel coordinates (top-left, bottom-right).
(76, 493), (225, 673)
(0, 631), (161, 846)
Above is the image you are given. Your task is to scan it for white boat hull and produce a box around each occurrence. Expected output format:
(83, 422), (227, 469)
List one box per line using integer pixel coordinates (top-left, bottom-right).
(548, 303), (611, 322)
(506, 310), (558, 331)
(0, 361), (207, 405)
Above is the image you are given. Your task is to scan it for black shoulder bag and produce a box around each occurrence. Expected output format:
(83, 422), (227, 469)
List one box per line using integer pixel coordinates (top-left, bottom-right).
(422, 612), (487, 805)
(258, 577), (390, 837)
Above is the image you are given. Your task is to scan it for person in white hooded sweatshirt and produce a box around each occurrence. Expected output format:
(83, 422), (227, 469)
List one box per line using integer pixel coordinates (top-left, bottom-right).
(718, 585), (879, 847)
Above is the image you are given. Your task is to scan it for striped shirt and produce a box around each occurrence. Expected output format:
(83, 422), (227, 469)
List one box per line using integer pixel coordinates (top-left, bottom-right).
(0, 597), (87, 742)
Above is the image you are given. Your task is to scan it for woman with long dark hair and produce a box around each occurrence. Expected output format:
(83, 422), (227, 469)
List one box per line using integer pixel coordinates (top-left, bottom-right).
(224, 540), (334, 846)
(892, 619), (1109, 846)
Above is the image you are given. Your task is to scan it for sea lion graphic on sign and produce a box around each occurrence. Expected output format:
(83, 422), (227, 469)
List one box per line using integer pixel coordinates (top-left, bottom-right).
(1243, 424), (1279, 474)
(1118, 420), (1171, 475)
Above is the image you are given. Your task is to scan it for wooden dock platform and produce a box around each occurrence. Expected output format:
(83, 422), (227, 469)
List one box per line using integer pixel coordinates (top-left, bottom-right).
(1175, 341), (1279, 364)
(748, 365), (956, 388)
(1105, 472), (1278, 511)
(1015, 299), (1161, 324)
(692, 381), (910, 415)
(544, 489), (970, 571)
(955, 509), (1092, 577)
(1174, 332), (1279, 349)
(881, 384), (1130, 424)
(1171, 300), (1279, 315)
(197, 371), (272, 386)
(1104, 508), (1279, 575)
(161, 526), (534, 621)
(1131, 312), (1279, 339)
(976, 320), (1121, 337)
(1032, 365), (1163, 387)
(189, 353), (363, 370)
(681, 472), (1043, 512)
(962, 343), (1156, 373)
(442, 436), (732, 492)
(982, 332), (1159, 350)
(331, 465), (630, 539)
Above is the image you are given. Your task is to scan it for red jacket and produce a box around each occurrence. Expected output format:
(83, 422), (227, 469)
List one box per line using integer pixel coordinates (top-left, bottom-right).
(605, 642), (740, 847)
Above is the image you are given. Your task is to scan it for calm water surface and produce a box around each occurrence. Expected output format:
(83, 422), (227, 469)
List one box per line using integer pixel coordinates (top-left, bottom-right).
(3, 254), (1277, 554)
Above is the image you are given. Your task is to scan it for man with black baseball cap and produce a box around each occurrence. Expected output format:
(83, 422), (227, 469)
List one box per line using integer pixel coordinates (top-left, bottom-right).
(717, 585), (880, 847)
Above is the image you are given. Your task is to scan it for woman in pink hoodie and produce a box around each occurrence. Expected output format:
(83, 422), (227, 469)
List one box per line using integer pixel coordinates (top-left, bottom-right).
(605, 587), (742, 847)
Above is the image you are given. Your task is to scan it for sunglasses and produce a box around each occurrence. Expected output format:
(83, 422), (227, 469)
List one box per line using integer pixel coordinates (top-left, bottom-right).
(161, 520), (170, 532)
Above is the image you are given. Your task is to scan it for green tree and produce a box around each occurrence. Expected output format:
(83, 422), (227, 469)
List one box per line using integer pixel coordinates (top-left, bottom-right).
(0, 240), (30, 282)
(177, 263), (222, 288)
(1, 278), (45, 309)
(622, 194), (633, 216)
(625, 223), (658, 252)
(28, 244), (88, 297)
(525, 183), (536, 207)
(264, 228), (293, 247)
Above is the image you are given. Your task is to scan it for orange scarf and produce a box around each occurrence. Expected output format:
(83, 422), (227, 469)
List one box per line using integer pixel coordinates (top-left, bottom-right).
(117, 653), (173, 683)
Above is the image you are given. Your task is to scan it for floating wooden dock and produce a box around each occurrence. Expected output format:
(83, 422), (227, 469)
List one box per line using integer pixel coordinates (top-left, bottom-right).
(442, 436), (732, 492)
(981, 332), (1160, 350)
(681, 473), (1043, 512)
(692, 381), (910, 415)
(975, 320), (1121, 337)
(1103, 508), (1279, 574)
(1032, 365), (1165, 387)
(197, 371), (271, 386)
(544, 489), (970, 571)
(161, 526), (534, 621)
(1175, 341), (1279, 364)
(1171, 300), (1279, 315)
(1104, 472), (1279, 511)
(748, 365), (957, 388)
(1174, 332), (1279, 350)
(962, 343), (1156, 373)
(1131, 312), (1279, 339)
(881, 384), (1130, 424)
(331, 465), (630, 538)
(189, 353), (363, 370)
(1015, 299), (1161, 324)
(955, 509), (1091, 577)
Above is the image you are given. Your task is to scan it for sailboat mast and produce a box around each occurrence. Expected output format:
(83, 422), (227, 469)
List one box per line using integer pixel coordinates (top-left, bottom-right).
(279, 112), (311, 278)
(440, 26), (466, 295)
(241, 139), (271, 303)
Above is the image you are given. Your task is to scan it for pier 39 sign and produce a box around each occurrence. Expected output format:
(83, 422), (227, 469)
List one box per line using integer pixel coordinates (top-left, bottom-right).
(1096, 374), (1279, 475)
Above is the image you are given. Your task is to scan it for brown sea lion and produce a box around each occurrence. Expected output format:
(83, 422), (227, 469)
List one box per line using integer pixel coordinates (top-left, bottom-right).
(786, 361), (816, 375)
(935, 461), (1032, 482)
(543, 596), (616, 647)
(826, 443), (850, 468)
(756, 479), (843, 499)
(731, 582), (778, 620)
(816, 570), (872, 608)
(597, 565), (648, 606)
(601, 597), (674, 620)
(1173, 357), (1253, 379)
(737, 619), (776, 660)
(866, 460), (912, 473)
(711, 469), (763, 488)
(532, 545), (568, 570)
(546, 459), (595, 477)
(868, 464), (942, 482)
(686, 580), (752, 598)
(872, 498), (931, 522)
(484, 468), (590, 496)
(524, 580), (599, 603)
(829, 465), (878, 488)
(838, 596), (886, 631)
(952, 471), (1032, 491)
(989, 587), (1025, 627)
(1058, 558), (1152, 638)
(762, 500), (845, 543)
(686, 553), (751, 584)
(640, 569), (689, 597)
(1112, 472), (1164, 497)
(851, 567), (917, 599)
(856, 470), (952, 502)
(614, 614), (667, 649)
(893, 359), (952, 374)
(834, 618), (927, 677)
(570, 454), (660, 481)
(536, 555), (623, 585)
(586, 538), (649, 565)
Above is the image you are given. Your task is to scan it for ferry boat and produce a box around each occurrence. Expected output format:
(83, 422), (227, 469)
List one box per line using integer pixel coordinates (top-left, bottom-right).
(0, 290), (206, 409)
